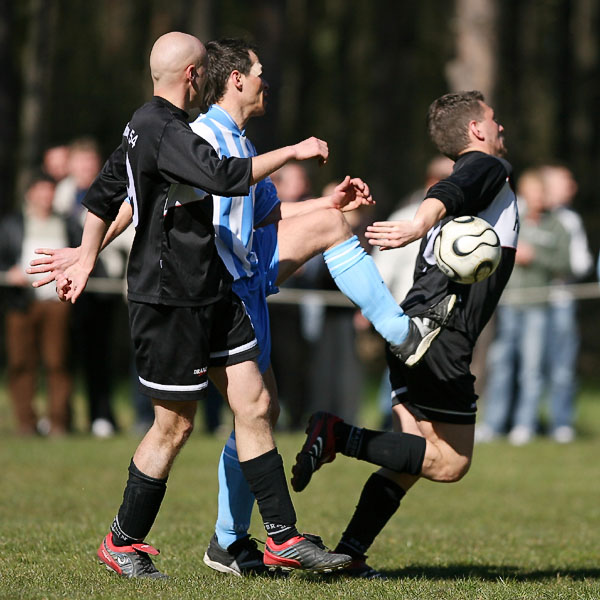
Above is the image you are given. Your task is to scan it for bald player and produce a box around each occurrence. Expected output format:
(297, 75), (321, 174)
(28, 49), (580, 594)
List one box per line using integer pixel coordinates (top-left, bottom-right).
(50, 32), (354, 578)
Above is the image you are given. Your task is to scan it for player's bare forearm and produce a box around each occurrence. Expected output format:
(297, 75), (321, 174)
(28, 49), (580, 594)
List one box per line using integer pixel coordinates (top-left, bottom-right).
(283, 176), (373, 217)
(412, 197), (447, 236)
(250, 137), (328, 185)
(102, 201), (133, 250)
(366, 198), (446, 250)
(56, 211), (110, 303)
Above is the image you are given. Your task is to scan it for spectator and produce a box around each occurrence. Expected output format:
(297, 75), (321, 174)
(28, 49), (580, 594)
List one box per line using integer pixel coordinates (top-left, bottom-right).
(42, 145), (70, 183)
(478, 168), (571, 445)
(0, 174), (74, 435)
(54, 137), (124, 437)
(540, 164), (593, 443)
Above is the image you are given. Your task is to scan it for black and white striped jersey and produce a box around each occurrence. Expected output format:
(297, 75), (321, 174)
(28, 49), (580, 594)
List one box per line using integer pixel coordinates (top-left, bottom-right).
(83, 96), (252, 307)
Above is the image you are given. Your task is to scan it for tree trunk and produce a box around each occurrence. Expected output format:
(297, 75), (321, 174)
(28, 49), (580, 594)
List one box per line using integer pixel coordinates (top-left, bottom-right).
(16, 0), (58, 202)
(0, 0), (18, 213)
(446, 0), (498, 101)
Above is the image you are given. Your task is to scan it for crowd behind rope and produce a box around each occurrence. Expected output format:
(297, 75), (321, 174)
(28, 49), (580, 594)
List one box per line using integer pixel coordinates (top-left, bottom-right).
(0, 147), (598, 441)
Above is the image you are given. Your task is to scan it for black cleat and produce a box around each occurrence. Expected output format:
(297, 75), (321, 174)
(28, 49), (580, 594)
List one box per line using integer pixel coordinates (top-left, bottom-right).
(391, 294), (456, 366)
(203, 534), (280, 577)
(337, 558), (387, 580)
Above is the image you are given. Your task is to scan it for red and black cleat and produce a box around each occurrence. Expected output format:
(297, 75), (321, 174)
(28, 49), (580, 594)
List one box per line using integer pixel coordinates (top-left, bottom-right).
(97, 532), (167, 579)
(263, 533), (351, 573)
(291, 411), (342, 492)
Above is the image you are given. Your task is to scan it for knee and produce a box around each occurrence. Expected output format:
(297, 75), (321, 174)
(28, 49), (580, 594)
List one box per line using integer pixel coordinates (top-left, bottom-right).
(173, 420), (194, 450)
(435, 455), (472, 483)
(253, 387), (272, 421)
(233, 386), (272, 423)
(425, 452), (472, 483)
(157, 416), (195, 451)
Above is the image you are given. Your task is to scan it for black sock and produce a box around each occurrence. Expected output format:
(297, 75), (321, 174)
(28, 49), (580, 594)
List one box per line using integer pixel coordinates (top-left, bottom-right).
(334, 422), (426, 475)
(335, 473), (406, 558)
(239, 448), (299, 544)
(111, 459), (167, 546)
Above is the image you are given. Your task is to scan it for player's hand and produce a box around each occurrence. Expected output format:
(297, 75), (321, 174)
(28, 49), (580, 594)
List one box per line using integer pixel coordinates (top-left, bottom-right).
(55, 263), (91, 304)
(292, 137), (329, 165)
(330, 176), (374, 212)
(27, 246), (81, 288)
(365, 220), (422, 250)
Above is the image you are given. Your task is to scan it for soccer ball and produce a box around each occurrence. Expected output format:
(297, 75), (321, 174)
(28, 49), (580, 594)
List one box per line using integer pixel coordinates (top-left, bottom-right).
(433, 216), (501, 284)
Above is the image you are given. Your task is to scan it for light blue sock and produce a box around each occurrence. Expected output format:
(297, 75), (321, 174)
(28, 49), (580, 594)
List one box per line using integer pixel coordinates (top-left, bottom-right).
(324, 236), (410, 344)
(215, 431), (255, 549)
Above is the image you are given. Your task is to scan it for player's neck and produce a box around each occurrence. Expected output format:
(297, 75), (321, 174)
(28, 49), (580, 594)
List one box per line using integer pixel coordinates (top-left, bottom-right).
(216, 99), (251, 131)
(459, 142), (492, 157)
(153, 85), (191, 113)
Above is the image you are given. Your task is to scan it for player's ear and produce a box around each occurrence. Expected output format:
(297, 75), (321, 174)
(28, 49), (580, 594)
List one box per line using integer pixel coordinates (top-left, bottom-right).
(231, 70), (243, 91)
(185, 64), (197, 84)
(468, 119), (484, 142)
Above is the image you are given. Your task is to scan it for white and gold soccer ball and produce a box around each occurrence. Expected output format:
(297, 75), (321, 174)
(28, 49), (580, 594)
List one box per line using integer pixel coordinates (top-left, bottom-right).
(433, 216), (501, 284)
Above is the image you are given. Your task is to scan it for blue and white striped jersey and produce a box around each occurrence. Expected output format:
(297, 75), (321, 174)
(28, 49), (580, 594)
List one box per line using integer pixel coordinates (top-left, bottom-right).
(190, 105), (280, 281)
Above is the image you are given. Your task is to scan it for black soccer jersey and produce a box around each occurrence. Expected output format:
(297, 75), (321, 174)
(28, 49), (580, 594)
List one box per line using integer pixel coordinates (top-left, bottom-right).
(401, 151), (519, 378)
(83, 96), (252, 306)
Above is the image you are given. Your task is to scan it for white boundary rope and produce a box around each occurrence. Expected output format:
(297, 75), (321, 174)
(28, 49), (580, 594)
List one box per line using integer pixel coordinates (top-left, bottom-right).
(2, 273), (599, 306)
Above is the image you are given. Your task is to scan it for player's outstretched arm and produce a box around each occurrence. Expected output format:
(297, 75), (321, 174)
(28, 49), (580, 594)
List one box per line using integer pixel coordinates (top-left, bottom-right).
(27, 201), (133, 288)
(366, 197), (446, 250)
(250, 137), (328, 185)
(267, 176), (373, 223)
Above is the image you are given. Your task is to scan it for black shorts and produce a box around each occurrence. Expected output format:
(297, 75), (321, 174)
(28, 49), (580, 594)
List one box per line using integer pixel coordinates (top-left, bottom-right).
(386, 334), (478, 425)
(129, 294), (259, 402)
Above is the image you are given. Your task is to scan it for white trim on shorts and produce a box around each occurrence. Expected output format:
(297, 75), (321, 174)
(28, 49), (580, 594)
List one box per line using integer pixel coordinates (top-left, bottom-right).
(209, 338), (258, 359)
(138, 376), (208, 393)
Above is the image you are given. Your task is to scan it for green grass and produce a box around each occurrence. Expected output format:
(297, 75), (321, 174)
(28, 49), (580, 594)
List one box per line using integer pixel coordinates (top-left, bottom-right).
(1, 380), (600, 599)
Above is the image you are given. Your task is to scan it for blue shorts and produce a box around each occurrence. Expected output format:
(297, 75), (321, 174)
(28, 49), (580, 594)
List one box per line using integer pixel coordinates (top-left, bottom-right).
(232, 225), (279, 373)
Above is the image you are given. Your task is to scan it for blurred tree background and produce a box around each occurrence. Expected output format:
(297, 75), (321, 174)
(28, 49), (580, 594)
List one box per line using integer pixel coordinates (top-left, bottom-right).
(1, 0), (599, 366)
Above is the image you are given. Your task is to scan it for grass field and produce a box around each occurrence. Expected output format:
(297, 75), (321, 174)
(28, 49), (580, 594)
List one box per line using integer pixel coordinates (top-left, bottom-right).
(1, 378), (600, 599)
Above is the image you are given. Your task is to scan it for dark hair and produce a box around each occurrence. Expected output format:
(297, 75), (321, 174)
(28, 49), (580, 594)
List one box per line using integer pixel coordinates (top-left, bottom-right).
(26, 171), (56, 191)
(201, 38), (258, 112)
(426, 91), (485, 160)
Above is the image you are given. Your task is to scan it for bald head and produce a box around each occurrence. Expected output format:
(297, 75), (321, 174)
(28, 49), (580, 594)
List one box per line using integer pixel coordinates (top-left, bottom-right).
(150, 32), (206, 87)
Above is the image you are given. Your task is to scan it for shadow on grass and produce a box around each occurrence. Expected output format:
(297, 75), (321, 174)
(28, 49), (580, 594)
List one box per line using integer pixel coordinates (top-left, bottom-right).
(381, 564), (600, 582)
(305, 564), (600, 584)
